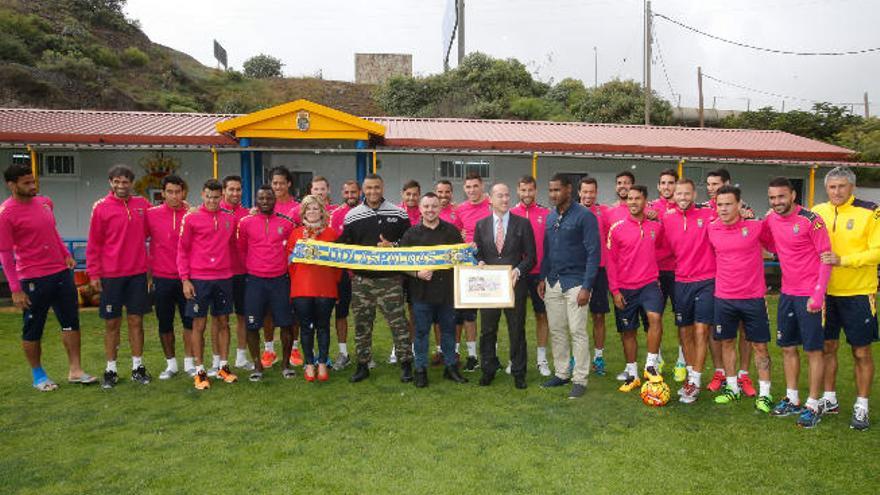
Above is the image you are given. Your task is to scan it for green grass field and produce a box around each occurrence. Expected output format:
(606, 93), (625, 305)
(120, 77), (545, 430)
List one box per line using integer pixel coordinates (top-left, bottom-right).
(1, 296), (877, 494)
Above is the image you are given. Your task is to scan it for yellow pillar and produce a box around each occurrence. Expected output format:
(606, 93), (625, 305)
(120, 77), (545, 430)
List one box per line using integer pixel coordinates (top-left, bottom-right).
(808, 165), (816, 208)
(211, 147), (219, 179)
(372, 150), (377, 173)
(27, 145), (38, 191)
(531, 152), (538, 179)
(677, 158), (685, 178)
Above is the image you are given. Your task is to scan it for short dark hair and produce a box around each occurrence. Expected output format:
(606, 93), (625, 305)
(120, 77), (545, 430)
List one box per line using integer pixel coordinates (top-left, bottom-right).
(518, 175), (536, 186)
(257, 184), (274, 195)
(716, 184), (741, 202)
(464, 172), (482, 183)
(768, 177), (794, 191)
(629, 185), (649, 199)
(203, 179), (223, 192)
(421, 192), (439, 200)
(162, 174), (186, 190)
(707, 168), (731, 183)
(108, 164), (135, 181)
(435, 179), (453, 188)
(659, 168), (678, 181)
(343, 179), (360, 189)
(269, 166), (292, 183)
(312, 175), (329, 186)
(676, 178), (696, 189)
(549, 173), (572, 187)
(402, 179), (421, 191)
(615, 170), (635, 183)
(363, 173), (383, 183)
(579, 176), (597, 188)
(4, 163), (32, 183)
(222, 175), (242, 188)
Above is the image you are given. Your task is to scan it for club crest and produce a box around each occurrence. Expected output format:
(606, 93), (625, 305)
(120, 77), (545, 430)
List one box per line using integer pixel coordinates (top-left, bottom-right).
(847, 218), (855, 230)
(793, 224), (800, 234)
(741, 227), (749, 237)
(296, 110), (310, 132)
(697, 218), (703, 228)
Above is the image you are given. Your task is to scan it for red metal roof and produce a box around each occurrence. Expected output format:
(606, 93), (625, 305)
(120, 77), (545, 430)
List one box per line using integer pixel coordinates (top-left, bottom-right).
(0, 108), (237, 146)
(368, 117), (855, 161)
(0, 108), (857, 162)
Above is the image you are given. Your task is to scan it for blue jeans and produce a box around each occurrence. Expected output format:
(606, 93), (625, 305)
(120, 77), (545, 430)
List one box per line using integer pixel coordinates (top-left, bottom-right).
(412, 302), (457, 370)
(292, 297), (336, 365)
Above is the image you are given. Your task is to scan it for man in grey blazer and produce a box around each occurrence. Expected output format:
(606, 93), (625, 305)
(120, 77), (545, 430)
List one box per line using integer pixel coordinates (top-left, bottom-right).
(473, 183), (536, 389)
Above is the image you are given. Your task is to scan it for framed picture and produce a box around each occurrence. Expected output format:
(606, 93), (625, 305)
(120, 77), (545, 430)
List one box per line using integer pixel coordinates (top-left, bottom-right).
(454, 265), (515, 309)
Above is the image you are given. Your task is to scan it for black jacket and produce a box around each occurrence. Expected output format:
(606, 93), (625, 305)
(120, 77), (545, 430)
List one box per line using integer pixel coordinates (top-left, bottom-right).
(336, 198), (410, 278)
(473, 212), (535, 276)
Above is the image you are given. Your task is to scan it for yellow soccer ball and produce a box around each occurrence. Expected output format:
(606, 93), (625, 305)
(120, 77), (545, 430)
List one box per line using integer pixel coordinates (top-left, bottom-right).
(640, 380), (671, 407)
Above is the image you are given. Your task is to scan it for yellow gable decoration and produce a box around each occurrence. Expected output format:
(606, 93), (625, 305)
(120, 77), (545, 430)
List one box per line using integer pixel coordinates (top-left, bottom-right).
(216, 99), (385, 141)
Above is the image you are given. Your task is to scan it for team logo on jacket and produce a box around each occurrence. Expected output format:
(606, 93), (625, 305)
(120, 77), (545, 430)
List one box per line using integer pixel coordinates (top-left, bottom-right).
(537, 216), (543, 224)
(697, 219), (703, 228)
(741, 227), (749, 237)
(793, 224), (800, 234)
(277, 226), (283, 235)
(225, 220), (231, 230)
(650, 230), (656, 239)
(847, 219), (855, 230)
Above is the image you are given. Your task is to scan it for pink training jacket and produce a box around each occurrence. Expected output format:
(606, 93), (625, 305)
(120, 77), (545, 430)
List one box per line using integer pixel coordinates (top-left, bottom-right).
(87, 192), (150, 279)
(146, 203), (188, 279)
(276, 197), (300, 224)
(511, 201), (550, 275)
(220, 200), (250, 275)
(584, 203), (610, 267)
(439, 204), (464, 231)
(0, 196), (70, 292)
(605, 214), (664, 294)
(649, 197), (677, 271)
(331, 203), (354, 235)
(605, 201), (629, 226)
(456, 198), (491, 242)
(177, 205), (235, 280)
(236, 212), (295, 278)
(708, 218), (775, 299)
(661, 203), (716, 283)
(765, 205), (832, 309)
(399, 202), (421, 226)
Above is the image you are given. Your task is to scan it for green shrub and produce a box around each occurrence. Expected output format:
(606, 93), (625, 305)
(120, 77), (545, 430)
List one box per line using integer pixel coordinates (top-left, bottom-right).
(37, 50), (100, 81)
(120, 46), (149, 67)
(89, 45), (120, 68)
(0, 36), (33, 64)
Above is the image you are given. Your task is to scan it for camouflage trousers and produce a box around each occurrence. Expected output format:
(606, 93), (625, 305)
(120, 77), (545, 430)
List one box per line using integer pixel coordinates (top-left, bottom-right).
(351, 274), (413, 364)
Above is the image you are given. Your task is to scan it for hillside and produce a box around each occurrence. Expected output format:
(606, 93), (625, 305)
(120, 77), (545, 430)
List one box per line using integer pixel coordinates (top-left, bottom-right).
(0, 0), (383, 115)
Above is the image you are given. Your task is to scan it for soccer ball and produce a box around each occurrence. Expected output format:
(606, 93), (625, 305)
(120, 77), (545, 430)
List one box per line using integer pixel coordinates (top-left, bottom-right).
(640, 380), (671, 407)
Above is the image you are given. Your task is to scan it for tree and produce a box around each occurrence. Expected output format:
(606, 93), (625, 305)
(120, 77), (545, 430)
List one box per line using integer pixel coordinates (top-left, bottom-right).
(570, 79), (673, 125)
(243, 54), (283, 79)
(721, 103), (862, 142)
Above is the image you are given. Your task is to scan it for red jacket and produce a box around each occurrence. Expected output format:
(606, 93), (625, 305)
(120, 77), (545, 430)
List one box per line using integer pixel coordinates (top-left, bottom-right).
(287, 226), (341, 298)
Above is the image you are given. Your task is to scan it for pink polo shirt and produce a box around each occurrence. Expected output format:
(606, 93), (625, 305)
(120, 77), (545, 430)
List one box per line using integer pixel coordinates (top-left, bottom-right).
(661, 203), (716, 283)
(275, 197), (300, 223)
(765, 205), (832, 307)
(146, 203), (188, 279)
(605, 215), (664, 294)
(456, 198), (491, 243)
(177, 205), (235, 280)
(439, 203), (465, 231)
(236, 212), (295, 278)
(220, 200), (250, 275)
(708, 218), (774, 299)
(649, 197), (677, 271)
(0, 196), (70, 292)
(511, 201), (550, 275)
(86, 192), (150, 279)
(331, 203), (353, 236)
(399, 202), (421, 226)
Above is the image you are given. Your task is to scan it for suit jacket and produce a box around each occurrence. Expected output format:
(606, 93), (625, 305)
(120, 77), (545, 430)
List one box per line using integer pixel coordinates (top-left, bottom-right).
(474, 212), (536, 276)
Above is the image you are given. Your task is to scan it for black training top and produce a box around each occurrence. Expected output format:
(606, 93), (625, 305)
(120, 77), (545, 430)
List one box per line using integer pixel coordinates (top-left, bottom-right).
(399, 220), (463, 306)
(337, 198), (410, 278)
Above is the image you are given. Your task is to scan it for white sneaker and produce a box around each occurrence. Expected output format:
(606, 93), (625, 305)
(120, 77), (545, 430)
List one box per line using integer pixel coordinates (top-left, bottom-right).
(184, 366), (196, 377)
(388, 352), (398, 365)
(235, 358), (255, 371)
(537, 361), (552, 377)
(616, 370), (630, 381)
(207, 367), (219, 378)
(159, 368), (177, 380)
(505, 362), (512, 375)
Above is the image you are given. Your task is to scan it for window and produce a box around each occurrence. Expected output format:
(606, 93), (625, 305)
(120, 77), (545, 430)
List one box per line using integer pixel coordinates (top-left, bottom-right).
(40, 154), (77, 177)
(11, 153), (30, 166)
(438, 159), (491, 180)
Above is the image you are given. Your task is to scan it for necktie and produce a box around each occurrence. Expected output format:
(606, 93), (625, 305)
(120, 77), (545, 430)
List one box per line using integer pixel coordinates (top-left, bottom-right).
(495, 218), (505, 254)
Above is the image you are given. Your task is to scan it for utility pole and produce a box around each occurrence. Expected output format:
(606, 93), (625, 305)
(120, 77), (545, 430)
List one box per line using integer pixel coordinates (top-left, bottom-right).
(644, 0), (652, 125)
(594, 46), (598, 88)
(782, 100), (786, 112)
(697, 66), (704, 128)
(865, 91), (870, 118)
(457, 0), (466, 65)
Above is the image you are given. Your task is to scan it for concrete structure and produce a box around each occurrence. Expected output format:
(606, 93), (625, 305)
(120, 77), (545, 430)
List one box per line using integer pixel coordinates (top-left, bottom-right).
(355, 53), (412, 85)
(0, 100), (870, 248)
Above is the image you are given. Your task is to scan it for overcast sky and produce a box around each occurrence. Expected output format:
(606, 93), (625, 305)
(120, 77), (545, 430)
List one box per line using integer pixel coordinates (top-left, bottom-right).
(126, 0), (880, 113)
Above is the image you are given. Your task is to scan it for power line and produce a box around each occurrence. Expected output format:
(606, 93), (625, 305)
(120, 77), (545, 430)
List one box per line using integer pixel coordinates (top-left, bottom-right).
(651, 29), (678, 104)
(653, 12), (880, 56)
(701, 72), (867, 108)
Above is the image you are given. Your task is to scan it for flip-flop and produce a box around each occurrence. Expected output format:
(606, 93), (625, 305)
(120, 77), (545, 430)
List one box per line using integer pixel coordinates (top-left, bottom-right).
(33, 379), (58, 392)
(282, 369), (296, 379)
(68, 373), (97, 385)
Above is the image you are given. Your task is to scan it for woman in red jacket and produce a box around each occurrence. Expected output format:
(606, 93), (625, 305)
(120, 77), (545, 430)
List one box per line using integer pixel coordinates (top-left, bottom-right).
(288, 195), (341, 382)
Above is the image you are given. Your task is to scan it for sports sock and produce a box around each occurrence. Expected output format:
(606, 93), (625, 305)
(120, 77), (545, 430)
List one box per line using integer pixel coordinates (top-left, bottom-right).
(677, 346), (685, 363)
(737, 369), (748, 378)
(292, 340), (299, 350)
(536, 347), (547, 363)
(436, 345), (442, 353)
(855, 397), (869, 411)
(219, 360), (228, 368)
(339, 343), (348, 355)
(211, 355), (220, 369)
(805, 397), (819, 411)
(645, 353), (659, 369)
(132, 356), (143, 370)
(455, 342), (460, 354)
(726, 376), (740, 394)
(390, 347), (397, 357)
(625, 362), (638, 377)
(594, 348), (604, 359)
(264, 341), (274, 352)
(686, 365), (693, 374)
(786, 388), (800, 405)
(196, 364), (205, 373)
(691, 370), (702, 388)
(823, 391), (838, 403)
(758, 380), (771, 397)
(32, 366), (47, 384)
(106, 360), (117, 373)
(236, 348), (248, 362)
(166, 358), (178, 372)
(466, 341), (477, 357)
(715, 368), (724, 374)
(183, 357), (195, 370)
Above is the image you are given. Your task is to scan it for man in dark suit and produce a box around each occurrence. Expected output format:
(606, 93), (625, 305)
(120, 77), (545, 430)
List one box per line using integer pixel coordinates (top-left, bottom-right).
(474, 183), (536, 389)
